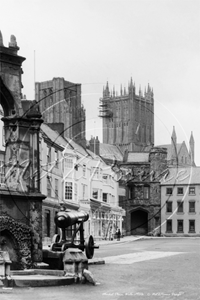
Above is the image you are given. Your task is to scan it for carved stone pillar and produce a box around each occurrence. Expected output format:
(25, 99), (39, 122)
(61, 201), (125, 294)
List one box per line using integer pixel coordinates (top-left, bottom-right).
(0, 32), (46, 268)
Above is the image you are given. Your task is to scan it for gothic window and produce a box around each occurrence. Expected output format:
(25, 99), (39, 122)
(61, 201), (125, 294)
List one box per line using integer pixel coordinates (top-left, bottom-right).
(129, 186), (135, 199)
(43, 89), (48, 110)
(135, 186), (142, 199)
(48, 88), (53, 105)
(143, 186), (150, 199)
(143, 126), (146, 143)
(138, 126), (141, 142)
(149, 125), (151, 143)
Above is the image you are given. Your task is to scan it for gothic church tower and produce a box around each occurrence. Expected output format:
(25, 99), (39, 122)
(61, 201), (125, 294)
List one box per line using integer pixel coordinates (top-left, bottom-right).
(99, 78), (154, 153)
(35, 78), (86, 147)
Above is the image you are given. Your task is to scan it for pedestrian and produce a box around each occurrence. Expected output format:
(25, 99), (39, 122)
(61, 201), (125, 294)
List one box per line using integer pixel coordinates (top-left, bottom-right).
(109, 226), (113, 241)
(116, 228), (121, 241)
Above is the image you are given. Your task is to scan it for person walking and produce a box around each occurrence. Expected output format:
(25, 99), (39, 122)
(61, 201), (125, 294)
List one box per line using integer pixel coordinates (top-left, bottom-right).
(116, 228), (121, 241)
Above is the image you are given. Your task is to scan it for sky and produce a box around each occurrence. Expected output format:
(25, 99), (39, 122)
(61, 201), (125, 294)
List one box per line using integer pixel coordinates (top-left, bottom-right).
(0, 0), (200, 164)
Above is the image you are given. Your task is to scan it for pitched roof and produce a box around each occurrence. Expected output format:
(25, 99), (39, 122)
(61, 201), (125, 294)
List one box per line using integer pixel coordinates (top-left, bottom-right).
(41, 123), (89, 157)
(161, 167), (200, 185)
(86, 149), (104, 162)
(127, 152), (149, 163)
(156, 143), (182, 160)
(100, 143), (123, 162)
(66, 138), (89, 157)
(41, 123), (71, 150)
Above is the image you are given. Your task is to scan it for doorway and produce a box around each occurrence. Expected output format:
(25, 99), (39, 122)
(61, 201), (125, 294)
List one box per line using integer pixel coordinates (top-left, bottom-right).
(131, 209), (148, 235)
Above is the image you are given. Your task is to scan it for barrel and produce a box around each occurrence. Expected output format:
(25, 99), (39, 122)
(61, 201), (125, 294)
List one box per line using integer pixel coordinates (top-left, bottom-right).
(55, 210), (89, 228)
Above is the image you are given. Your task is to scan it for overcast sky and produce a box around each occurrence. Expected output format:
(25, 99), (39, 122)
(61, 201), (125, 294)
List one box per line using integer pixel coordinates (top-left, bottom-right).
(1, 0), (200, 164)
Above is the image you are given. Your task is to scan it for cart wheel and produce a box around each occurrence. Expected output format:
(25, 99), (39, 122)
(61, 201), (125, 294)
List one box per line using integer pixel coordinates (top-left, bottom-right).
(61, 243), (68, 252)
(52, 234), (61, 243)
(85, 235), (94, 259)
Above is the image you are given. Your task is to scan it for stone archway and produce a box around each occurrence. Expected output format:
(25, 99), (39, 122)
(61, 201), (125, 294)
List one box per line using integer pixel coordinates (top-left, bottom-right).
(131, 208), (148, 235)
(0, 215), (32, 269)
(0, 230), (20, 270)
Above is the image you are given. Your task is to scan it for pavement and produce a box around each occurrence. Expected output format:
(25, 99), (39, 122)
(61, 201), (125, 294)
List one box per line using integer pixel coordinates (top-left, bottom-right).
(89, 235), (145, 264)
(93, 234), (145, 246)
(1, 235), (144, 288)
(2, 235), (199, 288)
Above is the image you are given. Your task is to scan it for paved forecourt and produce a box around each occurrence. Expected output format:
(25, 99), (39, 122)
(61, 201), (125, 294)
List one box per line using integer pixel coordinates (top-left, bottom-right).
(103, 250), (184, 264)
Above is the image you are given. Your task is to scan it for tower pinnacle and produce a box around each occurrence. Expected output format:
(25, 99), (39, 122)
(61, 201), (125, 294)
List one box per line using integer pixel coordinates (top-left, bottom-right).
(0, 30), (4, 46)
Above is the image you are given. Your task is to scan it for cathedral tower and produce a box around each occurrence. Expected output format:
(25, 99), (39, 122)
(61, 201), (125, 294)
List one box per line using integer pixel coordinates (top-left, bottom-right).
(99, 79), (154, 153)
(35, 78), (86, 147)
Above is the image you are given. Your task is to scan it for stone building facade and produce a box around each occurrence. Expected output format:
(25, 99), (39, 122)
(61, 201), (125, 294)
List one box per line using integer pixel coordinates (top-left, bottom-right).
(160, 167), (200, 236)
(0, 31), (45, 269)
(39, 124), (125, 245)
(35, 77), (86, 148)
(118, 147), (168, 236)
(99, 79), (154, 154)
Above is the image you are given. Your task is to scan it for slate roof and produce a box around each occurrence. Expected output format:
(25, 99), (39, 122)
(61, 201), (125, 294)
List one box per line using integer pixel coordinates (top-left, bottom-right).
(41, 123), (71, 149)
(41, 124), (89, 158)
(156, 143), (182, 160)
(127, 152), (149, 163)
(87, 149), (104, 162)
(67, 138), (89, 158)
(160, 167), (200, 185)
(99, 143), (123, 162)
